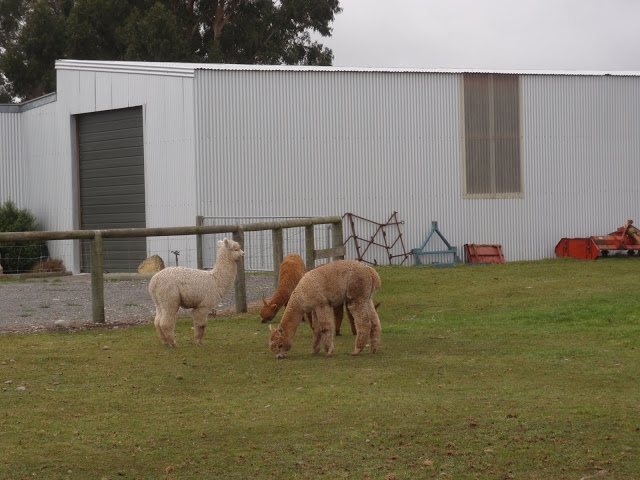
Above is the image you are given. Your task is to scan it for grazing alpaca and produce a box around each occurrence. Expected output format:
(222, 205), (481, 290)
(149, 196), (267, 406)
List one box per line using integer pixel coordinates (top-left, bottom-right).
(260, 253), (308, 323)
(149, 238), (244, 346)
(260, 254), (358, 336)
(268, 260), (381, 358)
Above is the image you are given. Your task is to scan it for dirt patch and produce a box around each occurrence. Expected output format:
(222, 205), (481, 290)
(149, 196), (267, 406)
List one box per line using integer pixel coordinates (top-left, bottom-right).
(0, 273), (275, 334)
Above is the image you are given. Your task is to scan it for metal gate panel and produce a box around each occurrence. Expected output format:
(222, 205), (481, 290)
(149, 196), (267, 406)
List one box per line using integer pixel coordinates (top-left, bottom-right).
(77, 107), (146, 272)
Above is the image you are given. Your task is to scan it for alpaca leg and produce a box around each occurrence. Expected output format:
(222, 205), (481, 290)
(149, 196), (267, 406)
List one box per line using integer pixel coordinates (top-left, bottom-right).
(311, 305), (334, 355)
(311, 311), (322, 354)
(153, 306), (166, 344)
(333, 304), (344, 336)
(346, 304), (357, 335)
(321, 328), (334, 357)
(192, 307), (209, 346)
(349, 301), (372, 356)
(369, 305), (381, 353)
(306, 311), (314, 329)
(155, 306), (177, 347)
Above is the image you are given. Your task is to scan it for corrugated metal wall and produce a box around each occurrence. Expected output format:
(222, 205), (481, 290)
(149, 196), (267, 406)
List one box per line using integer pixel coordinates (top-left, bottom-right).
(0, 111), (24, 206)
(522, 74), (640, 248)
(35, 65), (199, 271)
(194, 68), (640, 263)
(193, 69), (463, 263)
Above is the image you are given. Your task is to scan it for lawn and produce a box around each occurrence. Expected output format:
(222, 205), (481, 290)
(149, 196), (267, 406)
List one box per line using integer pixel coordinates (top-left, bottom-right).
(1, 258), (640, 479)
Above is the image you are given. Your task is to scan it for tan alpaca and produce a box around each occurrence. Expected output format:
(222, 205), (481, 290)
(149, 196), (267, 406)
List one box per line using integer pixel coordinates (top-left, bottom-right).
(149, 238), (244, 346)
(268, 260), (381, 358)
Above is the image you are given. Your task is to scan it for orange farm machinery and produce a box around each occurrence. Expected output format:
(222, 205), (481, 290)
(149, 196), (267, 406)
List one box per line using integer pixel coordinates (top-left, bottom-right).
(555, 220), (640, 260)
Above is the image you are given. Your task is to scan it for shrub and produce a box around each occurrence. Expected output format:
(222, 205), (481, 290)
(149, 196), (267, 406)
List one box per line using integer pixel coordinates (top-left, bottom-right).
(0, 200), (48, 273)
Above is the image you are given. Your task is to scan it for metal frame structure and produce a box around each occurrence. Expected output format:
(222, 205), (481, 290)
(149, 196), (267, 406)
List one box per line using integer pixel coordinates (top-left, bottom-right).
(343, 211), (410, 266)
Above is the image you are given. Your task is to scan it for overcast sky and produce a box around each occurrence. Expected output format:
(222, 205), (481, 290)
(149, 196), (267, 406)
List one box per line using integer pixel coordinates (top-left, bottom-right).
(321, 0), (640, 72)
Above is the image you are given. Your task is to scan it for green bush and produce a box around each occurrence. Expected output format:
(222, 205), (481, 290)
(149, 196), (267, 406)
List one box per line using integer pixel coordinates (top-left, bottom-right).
(0, 200), (48, 273)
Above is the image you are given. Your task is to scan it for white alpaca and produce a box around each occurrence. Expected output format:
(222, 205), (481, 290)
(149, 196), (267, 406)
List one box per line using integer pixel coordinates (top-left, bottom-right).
(148, 238), (244, 346)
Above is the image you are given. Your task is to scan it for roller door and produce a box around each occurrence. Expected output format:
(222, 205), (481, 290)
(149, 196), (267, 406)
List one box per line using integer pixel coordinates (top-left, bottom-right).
(77, 107), (146, 272)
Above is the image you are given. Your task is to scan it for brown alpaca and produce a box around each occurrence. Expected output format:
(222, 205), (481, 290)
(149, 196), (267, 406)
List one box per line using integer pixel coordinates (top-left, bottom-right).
(268, 260), (381, 358)
(260, 253), (308, 323)
(260, 253), (353, 335)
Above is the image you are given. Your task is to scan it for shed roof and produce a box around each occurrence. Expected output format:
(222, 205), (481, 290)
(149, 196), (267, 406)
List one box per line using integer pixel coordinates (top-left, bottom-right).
(55, 59), (640, 78)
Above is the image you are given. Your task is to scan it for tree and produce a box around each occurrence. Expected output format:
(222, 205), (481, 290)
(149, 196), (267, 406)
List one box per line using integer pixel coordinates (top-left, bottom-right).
(1, 0), (69, 100)
(0, 0), (342, 101)
(120, 3), (194, 62)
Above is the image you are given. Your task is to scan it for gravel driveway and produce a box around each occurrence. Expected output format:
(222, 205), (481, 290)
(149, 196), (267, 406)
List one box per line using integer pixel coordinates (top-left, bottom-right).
(0, 273), (276, 334)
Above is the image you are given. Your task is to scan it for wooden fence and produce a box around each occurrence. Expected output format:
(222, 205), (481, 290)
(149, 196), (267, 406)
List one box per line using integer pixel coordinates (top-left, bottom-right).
(0, 216), (345, 323)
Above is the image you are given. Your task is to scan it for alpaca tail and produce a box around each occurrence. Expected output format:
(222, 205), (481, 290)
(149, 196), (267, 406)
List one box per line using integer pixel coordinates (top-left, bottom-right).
(369, 266), (381, 293)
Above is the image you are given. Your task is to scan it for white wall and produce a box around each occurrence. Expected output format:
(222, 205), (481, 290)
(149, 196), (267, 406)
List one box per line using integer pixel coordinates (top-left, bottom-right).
(193, 68), (640, 263)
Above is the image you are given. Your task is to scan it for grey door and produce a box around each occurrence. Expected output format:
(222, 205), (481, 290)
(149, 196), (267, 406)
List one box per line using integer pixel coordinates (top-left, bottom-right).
(77, 107), (146, 272)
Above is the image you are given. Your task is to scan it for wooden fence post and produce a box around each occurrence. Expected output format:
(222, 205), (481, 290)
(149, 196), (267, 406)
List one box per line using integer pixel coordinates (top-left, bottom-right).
(90, 231), (105, 323)
(233, 229), (247, 313)
(331, 219), (345, 261)
(271, 227), (284, 288)
(196, 215), (204, 270)
(305, 225), (315, 270)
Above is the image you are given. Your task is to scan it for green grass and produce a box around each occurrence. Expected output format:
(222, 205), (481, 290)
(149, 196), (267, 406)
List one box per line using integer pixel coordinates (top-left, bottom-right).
(1, 258), (640, 479)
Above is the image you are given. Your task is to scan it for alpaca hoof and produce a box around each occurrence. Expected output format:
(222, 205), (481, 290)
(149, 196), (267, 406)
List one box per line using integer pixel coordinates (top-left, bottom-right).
(351, 349), (362, 356)
(335, 331), (342, 336)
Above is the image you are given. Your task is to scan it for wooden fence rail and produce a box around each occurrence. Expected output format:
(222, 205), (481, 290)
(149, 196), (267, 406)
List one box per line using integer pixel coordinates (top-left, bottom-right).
(0, 216), (345, 323)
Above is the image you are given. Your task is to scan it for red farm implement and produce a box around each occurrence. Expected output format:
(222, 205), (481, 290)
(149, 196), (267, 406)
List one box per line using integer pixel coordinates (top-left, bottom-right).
(555, 220), (640, 260)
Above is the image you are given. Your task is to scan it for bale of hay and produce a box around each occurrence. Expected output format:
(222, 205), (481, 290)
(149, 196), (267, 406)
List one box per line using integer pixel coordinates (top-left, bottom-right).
(31, 258), (65, 273)
(138, 254), (165, 273)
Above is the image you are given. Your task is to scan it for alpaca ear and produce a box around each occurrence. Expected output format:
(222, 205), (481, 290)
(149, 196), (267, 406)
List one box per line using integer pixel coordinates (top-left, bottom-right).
(277, 326), (284, 334)
(269, 324), (277, 333)
(271, 304), (278, 311)
(262, 296), (268, 306)
(217, 239), (224, 248)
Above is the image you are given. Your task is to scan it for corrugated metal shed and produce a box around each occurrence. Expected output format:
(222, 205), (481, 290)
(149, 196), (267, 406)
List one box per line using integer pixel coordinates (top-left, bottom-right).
(3, 60), (640, 271)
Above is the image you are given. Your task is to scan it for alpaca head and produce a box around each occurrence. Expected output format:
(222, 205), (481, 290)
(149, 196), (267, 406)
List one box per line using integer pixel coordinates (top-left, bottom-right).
(269, 324), (292, 359)
(260, 296), (279, 323)
(218, 238), (244, 262)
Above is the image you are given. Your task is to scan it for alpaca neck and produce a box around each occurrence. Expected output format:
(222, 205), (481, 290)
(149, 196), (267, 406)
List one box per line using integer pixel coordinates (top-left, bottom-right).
(278, 301), (305, 340)
(267, 288), (289, 308)
(210, 254), (237, 279)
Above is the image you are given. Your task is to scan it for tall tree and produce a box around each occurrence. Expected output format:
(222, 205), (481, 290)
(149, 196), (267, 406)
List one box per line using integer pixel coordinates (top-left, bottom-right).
(1, 0), (69, 100)
(0, 0), (342, 102)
